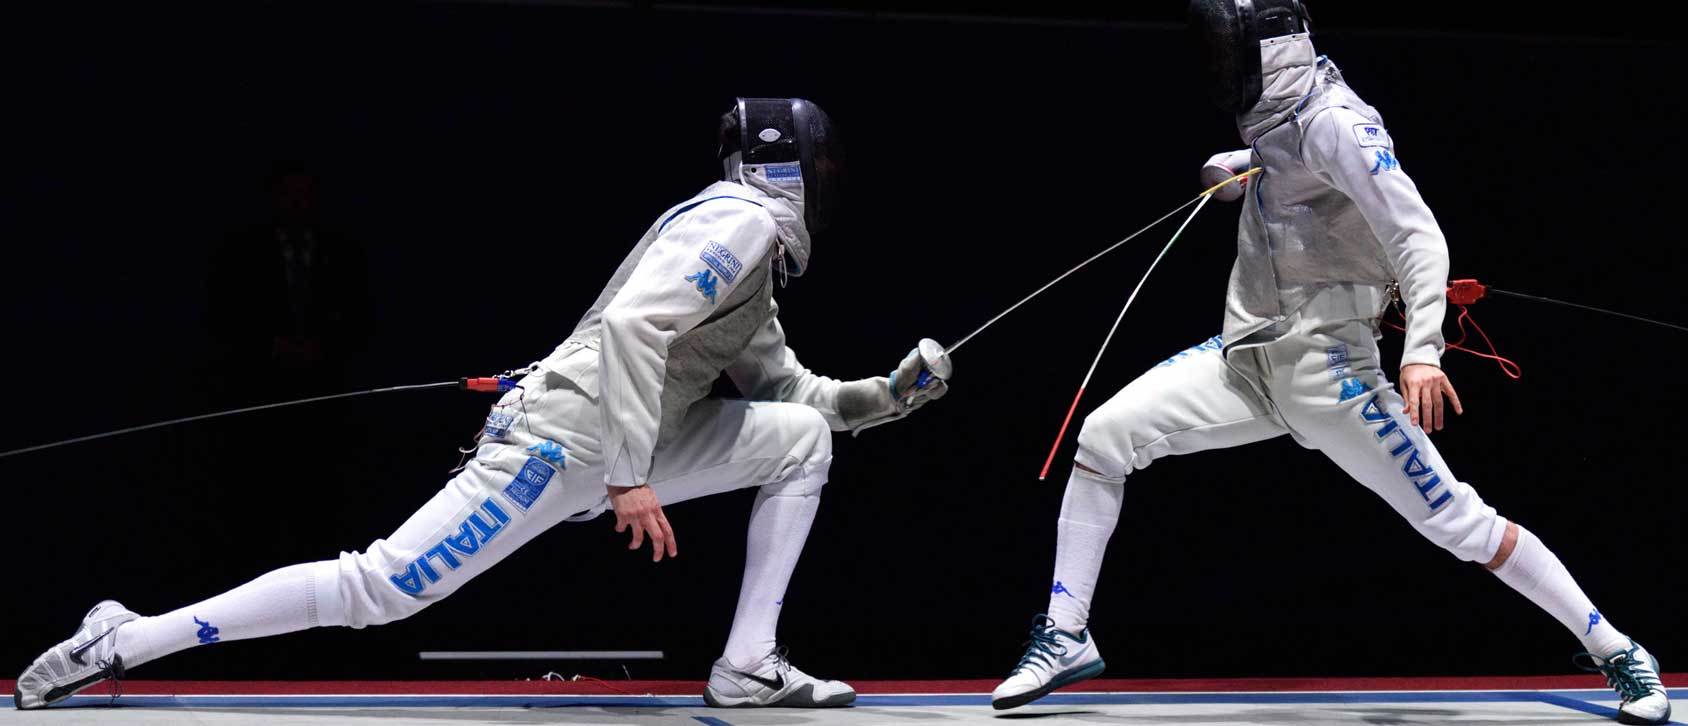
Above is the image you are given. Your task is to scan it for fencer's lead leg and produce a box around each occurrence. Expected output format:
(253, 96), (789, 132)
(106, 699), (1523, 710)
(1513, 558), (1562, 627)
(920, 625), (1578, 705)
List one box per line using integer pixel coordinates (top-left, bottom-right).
(640, 400), (851, 708)
(721, 488), (822, 669)
(993, 340), (1286, 711)
(1045, 466), (1124, 634)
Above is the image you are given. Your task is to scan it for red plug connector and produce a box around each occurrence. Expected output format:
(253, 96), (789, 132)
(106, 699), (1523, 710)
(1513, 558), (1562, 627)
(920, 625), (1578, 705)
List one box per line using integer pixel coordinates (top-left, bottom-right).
(1448, 279), (1487, 306)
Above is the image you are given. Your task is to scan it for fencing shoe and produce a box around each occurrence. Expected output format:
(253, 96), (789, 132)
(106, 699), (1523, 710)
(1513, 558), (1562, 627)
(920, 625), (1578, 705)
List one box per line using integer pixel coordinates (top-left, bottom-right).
(991, 613), (1106, 710)
(15, 600), (139, 710)
(704, 646), (855, 708)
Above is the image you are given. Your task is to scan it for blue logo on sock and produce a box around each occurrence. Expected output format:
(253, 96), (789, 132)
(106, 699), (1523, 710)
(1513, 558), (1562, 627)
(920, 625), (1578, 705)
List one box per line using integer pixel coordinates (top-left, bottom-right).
(1586, 608), (1602, 635)
(1051, 581), (1074, 598)
(193, 616), (221, 645)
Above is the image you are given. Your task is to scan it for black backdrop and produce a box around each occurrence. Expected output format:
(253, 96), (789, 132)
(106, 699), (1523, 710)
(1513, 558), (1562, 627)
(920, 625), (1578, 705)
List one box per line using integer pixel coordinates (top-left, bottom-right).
(2, 3), (1680, 683)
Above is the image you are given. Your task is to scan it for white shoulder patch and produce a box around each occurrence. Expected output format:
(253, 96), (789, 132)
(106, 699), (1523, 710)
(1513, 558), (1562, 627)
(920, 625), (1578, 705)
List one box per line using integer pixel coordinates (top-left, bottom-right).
(1352, 123), (1392, 149)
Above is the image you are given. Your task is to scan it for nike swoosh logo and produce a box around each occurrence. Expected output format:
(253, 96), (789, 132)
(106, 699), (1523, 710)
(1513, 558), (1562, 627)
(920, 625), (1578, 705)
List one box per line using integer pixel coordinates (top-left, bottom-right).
(68, 628), (114, 666)
(737, 669), (785, 691)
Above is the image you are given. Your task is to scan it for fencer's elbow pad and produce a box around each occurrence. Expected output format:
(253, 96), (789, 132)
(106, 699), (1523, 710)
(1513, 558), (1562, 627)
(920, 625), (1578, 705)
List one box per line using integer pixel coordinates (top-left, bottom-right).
(1200, 149), (1253, 202)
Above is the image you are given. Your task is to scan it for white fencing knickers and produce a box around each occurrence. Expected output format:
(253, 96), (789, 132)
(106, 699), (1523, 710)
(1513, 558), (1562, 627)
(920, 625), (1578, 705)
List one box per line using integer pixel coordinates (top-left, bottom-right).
(1074, 286), (1507, 564)
(313, 343), (834, 628)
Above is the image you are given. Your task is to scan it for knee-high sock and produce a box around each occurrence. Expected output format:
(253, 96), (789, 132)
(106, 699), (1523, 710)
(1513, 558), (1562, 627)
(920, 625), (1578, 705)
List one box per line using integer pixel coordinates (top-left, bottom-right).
(1490, 526), (1628, 656)
(115, 561), (343, 668)
(1047, 467), (1125, 634)
(722, 487), (821, 669)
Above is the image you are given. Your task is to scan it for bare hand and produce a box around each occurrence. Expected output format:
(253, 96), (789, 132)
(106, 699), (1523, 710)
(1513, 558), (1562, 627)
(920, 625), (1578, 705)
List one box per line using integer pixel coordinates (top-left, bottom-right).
(1399, 363), (1464, 432)
(608, 485), (677, 562)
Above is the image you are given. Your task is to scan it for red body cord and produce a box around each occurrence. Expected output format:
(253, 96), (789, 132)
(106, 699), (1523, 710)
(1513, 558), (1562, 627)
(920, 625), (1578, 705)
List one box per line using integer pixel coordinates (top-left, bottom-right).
(1383, 303), (1521, 379)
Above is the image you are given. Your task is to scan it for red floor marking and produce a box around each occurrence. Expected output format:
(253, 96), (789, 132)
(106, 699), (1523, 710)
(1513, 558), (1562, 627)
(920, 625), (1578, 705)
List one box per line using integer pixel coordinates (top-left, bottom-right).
(4, 675), (1683, 697)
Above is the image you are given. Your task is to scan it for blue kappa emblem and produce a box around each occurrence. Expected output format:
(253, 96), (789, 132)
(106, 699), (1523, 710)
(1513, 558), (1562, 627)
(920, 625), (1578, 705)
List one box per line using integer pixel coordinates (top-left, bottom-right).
(685, 270), (719, 304)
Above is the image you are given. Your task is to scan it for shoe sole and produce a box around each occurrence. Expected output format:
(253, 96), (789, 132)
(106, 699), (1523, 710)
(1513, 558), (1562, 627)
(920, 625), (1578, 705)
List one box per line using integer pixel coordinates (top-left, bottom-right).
(703, 685), (856, 708)
(992, 658), (1107, 710)
(1616, 703), (1671, 725)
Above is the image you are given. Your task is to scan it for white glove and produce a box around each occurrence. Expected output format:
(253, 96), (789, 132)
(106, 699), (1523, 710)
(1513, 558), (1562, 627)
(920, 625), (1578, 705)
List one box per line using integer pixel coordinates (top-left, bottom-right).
(1201, 149), (1253, 202)
(837, 339), (953, 435)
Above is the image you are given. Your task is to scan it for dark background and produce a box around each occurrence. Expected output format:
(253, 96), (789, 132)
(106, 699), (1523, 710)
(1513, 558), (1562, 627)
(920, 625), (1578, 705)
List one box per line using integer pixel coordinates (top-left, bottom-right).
(2, 2), (1679, 684)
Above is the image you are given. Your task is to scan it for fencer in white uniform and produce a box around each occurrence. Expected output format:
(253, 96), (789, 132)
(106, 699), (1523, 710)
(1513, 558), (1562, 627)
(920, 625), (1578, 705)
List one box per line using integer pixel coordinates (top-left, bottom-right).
(989, 4), (1670, 723)
(16, 98), (951, 711)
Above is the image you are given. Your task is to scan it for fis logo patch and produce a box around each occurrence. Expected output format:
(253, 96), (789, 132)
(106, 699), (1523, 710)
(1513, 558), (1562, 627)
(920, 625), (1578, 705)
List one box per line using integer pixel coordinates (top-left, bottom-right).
(685, 270), (719, 304)
(1370, 149), (1400, 175)
(1352, 123), (1392, 149)
(699, 241), (743, 284)
(193, 616), (220, 645)
(502, 457), (555, 512)
(389, 498), (511, 596)
(525, 440), (566, 469)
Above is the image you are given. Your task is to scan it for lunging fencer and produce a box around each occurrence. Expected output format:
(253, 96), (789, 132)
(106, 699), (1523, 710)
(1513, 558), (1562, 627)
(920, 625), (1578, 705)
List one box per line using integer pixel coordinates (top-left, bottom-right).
(989, 4), (1670, 724)
(16, 98), (953, 711)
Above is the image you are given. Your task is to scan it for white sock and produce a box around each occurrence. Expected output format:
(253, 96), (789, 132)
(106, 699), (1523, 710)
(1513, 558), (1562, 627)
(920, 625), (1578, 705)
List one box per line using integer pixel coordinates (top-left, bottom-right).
(1047, 467), (1125, 634)
(722, 488), (821, 669)
(1490, 526), (1628, 656)
(116, 561), (338, 668)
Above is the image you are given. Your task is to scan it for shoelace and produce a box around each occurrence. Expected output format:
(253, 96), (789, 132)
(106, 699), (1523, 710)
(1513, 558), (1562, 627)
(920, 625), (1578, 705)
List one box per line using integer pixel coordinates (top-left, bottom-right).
(1575, 646), (1660, 703)
(1010, 615), (1070, 675)
(95, 657), (124, 704)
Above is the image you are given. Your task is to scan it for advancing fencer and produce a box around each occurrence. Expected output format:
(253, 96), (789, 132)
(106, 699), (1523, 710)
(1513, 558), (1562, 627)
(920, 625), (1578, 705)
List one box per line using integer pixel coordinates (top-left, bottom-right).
(17, 97), (951, 711)
(989, 5), (1669, 724)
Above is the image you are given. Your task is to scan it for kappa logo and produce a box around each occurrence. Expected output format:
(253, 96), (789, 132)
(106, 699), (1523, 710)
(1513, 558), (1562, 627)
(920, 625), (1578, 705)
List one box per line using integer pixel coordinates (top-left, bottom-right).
(1370, 149), (1400, 175)
(1156, 335), (1224, 368)
(1338, 377), (1372, 403)
(1587, 608), (1602, 635)
(389, 498), (511, 596)
(526, 440), (566, 469)
(1359, 395), (1451, 510)
(193, 616), (221, 645)
(1051, 581), (1074, 598)
(685, 270), (719, 304)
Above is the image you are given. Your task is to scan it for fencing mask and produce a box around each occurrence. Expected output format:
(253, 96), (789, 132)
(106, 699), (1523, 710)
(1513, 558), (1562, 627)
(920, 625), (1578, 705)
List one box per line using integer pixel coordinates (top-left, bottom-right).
(718, 98), (843, 273)
(1188, 0), (1313, 113)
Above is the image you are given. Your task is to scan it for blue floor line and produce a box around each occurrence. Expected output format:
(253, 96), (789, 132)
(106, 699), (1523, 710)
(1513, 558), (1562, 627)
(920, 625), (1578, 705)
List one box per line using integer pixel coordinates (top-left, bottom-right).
(53, 688), (1686, 711)
(1534, 691), (1685, 726)
(691, 718), (735, 726)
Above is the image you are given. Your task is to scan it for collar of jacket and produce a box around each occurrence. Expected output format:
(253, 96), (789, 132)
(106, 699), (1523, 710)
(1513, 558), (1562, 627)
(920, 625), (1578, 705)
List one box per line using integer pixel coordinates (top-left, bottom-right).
(1236, 33), (1319, 146)
(732, 172), (812, 278)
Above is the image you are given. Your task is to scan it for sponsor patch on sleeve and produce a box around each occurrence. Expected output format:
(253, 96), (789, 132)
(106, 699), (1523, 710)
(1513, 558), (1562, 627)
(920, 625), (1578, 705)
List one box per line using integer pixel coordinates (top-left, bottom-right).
(699, 241), (743, 284)
(1352, 123), (1392, 149)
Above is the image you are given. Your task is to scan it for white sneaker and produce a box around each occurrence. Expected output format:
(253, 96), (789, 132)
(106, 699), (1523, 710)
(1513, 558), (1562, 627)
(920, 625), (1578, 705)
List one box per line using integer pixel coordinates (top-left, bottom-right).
(1578, 640), (1672, 725)
(703, 647), (856, 708)
(14, 601), (140, 710)
(991, 614), (1106, 710)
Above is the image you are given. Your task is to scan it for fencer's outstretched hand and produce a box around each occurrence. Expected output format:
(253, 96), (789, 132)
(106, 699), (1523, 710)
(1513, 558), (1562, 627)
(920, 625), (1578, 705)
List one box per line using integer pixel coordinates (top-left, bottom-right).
(1400, 363), (1464, 433)
(608, 485), (677, 562)
(889, 346), (949, 410)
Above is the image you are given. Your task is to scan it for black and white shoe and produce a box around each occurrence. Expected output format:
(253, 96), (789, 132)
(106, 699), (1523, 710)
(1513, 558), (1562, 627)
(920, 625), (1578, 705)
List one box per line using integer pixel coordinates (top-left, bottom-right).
(1577, 639), (1672, 725)
(703, 647), (855, 708)
(15, 600), (139, 710)
(991, 614), (1106, 710)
